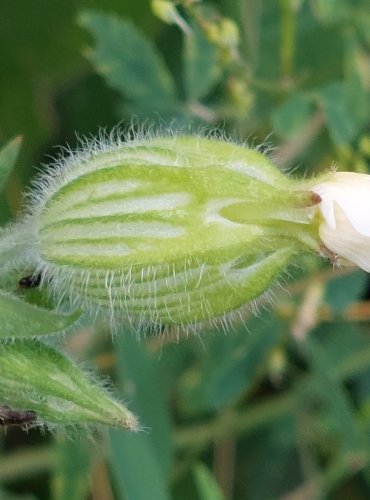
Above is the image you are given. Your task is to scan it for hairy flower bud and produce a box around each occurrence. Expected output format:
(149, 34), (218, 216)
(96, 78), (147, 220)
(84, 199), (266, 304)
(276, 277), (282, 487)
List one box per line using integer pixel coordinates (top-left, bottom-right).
(312, 171), (370, 271)
(0, 339), (138, 429)
(151, 0), (191, 35)
(2, 134), (320, 330)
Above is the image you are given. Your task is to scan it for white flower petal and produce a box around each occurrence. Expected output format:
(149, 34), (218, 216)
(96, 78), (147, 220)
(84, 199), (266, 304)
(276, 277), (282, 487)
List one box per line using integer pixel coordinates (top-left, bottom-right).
(312, 171), (370, 272)
(313, 172), (370, 236)
(319, 201), (370, 272)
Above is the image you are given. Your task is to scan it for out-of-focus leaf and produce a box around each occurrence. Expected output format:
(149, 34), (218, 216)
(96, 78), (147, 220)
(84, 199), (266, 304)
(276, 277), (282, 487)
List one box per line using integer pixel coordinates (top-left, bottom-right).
(355, 12), (370, 46)
(325, 270), (368, 315)
(314, 321), (370, 380)
(192, 463), (224, 500)
(318, 78), (370, 145)
(184, 24), (221, 101)
(114, 333), (172, 475)
(318, 83), (353, 144)
(300, 334), (370, 497)
(235, 416), (301, 499)
(79, 10), (178, 116)
(311, 0), (352, 23)
(272, 93), (316, 138)
(110, 430), (170, 500)
(52, 434), (93, 500)
(258, 3), (344, 86)
(0, 137), (22, 192)
(0, 339), (138, 429)
(0, 290), (81, 338)
(0, 0), (161, 185)
(179, 311), (285, 414)
(305, 336), (365, 453)
(109, 332), (172, 500)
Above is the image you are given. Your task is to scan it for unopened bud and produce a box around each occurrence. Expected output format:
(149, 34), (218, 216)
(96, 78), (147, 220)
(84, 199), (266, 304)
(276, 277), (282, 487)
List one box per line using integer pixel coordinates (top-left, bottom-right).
(151, 0), (191, 35)
(0, 339), (138, 429)
(218, 18), (239, 50)
(1, 134), (324, 330)
(202, 18), (240, 61)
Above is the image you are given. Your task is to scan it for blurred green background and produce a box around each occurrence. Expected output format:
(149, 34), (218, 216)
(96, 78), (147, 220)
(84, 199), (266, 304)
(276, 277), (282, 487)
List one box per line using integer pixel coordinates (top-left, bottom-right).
(2, 0), (370, 499)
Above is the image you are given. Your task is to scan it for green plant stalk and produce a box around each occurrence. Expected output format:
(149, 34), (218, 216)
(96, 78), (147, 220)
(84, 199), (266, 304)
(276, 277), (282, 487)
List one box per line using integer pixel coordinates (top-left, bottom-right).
(279, 0), (296, 79)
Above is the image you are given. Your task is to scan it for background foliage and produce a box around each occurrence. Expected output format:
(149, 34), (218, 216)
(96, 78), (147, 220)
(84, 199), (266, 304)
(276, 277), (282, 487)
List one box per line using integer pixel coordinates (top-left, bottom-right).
(1, 0), (370, 498)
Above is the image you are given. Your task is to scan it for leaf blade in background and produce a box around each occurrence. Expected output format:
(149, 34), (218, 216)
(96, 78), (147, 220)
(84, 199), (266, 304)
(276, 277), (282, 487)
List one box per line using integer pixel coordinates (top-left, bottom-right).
(0, 290), (81, 338)
(0, 136), (22, 193)
(272, 93), (316, 138)
(52, 434), (93, 500)
(183, 24), (221, 102)
(325, 270), (368, 315)
(318, 78), (370, 145)
(305, 336), (366, 454)
(109, 332), (172, 499)
(300, 334), (370, 497)
(235, 415), (301, 499)
(114, 332), (173, 476)
(109, 430), (171, 500)
(78, 10), (178, 116)
(312, 0), (352, 23)
(178, 310), (286, 414)
(192, 463), (225, 500)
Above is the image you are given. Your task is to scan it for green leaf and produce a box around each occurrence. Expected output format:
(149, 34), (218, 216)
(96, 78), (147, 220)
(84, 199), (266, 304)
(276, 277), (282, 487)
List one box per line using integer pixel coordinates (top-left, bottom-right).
(79, 10), (178, 116)
(312, 0), (352, 23)
(325, 270), (368, 315)
(318, 83), (355, 144)
(0, 339), (138, 429)
(114, 333), (173, 476)
(109, 430), (170, 500)
(0, 136), (22, 192)
(238, 416), (300, 499)
(179, 310), (285, 413)
(192, 463), (225, 500)
(313, 321), (370, 381)
(355, 12), (370, 46)
(183, 24), (221, 101)
(109, 332), (172, 499)
(272, 93), (316, 138)
(305, 336), (365, 453)
(52, 434), (93, 500)
(318, 79), (370, 145)
(0, 290), (81, 338)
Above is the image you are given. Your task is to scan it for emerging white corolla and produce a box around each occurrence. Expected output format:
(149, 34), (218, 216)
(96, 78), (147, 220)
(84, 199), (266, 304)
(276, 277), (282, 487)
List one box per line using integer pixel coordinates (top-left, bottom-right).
(312, 172), (370, 272)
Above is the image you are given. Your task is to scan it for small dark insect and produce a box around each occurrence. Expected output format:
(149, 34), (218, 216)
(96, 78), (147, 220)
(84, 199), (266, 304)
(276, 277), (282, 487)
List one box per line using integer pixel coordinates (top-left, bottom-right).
(0, 407), (37, 427)
(19, 273), (41, 289)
